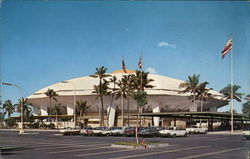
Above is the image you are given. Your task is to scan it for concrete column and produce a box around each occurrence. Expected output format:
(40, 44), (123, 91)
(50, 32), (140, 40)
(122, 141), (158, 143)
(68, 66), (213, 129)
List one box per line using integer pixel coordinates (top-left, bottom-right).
(67, 106), (73, 115)
(107, 106), (116, 127)
(41, 108), (48, 115)
(153, 106), (160, 127)
(33, 106), (40, 116)
(190, 103), (198, 112)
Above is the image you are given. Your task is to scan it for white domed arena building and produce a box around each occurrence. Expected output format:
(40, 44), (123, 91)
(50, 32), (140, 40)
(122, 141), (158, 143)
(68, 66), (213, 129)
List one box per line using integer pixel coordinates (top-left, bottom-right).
(27, 69), (229, 128)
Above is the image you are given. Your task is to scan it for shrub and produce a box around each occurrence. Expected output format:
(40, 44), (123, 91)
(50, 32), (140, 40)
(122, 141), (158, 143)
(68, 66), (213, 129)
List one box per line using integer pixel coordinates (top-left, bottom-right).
(47, 123), (55, 129)
(28, 122), (39, 129)
(4, 118), (17, 128)
(40, 123), (47, 129)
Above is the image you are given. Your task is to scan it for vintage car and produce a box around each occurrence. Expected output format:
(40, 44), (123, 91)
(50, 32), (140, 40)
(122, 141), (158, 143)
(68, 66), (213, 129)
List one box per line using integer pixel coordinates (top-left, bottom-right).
(138, 127), (162, 137)
(60, 127), (81, 135)
(186, 125), (208, 134)
(159, 127), (187, 138)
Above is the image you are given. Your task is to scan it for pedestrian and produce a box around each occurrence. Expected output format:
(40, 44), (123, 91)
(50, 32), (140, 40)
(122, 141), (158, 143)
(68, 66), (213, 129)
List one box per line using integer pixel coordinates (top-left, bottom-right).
(141, 138), (147, 148)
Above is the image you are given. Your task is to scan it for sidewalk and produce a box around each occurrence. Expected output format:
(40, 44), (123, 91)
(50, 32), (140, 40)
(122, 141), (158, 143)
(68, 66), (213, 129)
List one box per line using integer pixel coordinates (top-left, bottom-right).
(207, 130), (243, 135)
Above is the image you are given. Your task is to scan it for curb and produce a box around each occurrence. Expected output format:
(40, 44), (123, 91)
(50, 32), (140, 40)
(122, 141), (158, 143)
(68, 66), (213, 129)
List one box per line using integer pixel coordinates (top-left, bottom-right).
(111, 143), (169, 149)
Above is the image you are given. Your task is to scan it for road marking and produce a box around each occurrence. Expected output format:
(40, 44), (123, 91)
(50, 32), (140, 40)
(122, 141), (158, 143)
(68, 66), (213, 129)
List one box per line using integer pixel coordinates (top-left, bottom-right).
(76, 149), (134, 157)
(108, 146), (210, 159)
(48, 146), (111, 154)
(10, 141), (106, 148)
(176, 147), (242, 159)
(209, 138), (230, 140)
(35, 143), (108, 150)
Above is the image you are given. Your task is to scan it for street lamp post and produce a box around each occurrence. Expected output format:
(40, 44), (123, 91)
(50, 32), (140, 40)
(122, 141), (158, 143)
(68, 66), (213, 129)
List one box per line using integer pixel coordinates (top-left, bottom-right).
(1, 82), (24, 134)
(61, 81), (76, 127)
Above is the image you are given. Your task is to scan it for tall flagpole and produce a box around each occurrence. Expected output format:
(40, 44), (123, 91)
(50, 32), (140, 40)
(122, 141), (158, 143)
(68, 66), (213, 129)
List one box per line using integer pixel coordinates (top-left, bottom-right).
(230, 35), (234, 133)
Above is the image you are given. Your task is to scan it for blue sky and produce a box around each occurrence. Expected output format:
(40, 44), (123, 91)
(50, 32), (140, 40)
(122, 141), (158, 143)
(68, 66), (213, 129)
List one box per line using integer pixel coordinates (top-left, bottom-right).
(1, 1), (249, 114)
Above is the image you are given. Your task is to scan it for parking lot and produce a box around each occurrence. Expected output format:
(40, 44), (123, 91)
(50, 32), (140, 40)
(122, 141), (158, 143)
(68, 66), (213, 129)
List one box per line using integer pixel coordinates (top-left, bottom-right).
(0, 130), (249, 159)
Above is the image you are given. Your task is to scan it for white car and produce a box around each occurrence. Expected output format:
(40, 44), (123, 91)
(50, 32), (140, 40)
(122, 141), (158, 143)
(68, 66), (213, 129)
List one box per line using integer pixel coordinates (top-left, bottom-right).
(59, 127), (81, 135)
(159, 127), (187, 138)
(186, 126), (208, 134)
(110, 127), (126, 136)
(243, 128), (250, 140)
(92, 127), (104, 136)
(100, 128), (112, 136)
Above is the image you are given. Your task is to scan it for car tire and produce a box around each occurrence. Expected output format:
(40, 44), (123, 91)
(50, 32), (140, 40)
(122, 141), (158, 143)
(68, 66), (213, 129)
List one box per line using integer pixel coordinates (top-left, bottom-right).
(184, 133), (187, 137)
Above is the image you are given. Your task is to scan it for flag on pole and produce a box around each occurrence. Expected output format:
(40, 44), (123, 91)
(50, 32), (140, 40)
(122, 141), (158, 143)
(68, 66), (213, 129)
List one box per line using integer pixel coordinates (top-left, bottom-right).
(221, 38), (233, 59)
(122, 59), (127, 73)
(138, 56), (142, 69)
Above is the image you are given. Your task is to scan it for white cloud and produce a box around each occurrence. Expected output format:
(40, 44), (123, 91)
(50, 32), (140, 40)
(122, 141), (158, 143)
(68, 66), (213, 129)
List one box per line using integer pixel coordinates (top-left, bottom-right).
(158, 41), (176, 48)
(146, 67), (158, 74)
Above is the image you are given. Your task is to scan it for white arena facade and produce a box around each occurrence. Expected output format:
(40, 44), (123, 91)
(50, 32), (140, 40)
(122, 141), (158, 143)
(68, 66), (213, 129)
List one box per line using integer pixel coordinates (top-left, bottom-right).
(27, 70), (228, 127)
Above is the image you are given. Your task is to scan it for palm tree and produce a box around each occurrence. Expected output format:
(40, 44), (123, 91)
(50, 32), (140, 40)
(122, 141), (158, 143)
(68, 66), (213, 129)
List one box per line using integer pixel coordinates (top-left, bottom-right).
(220, 84), (243, 102)
(108, 75), (118, 126)
(45, 89), (58, 121)
(91, 66), (111, 127)
(131, 70), (154, 118)
(3, 100), (15, 118)
(92, 79), (110, 127)
(76, 100), (91, 126)
(130, 70), (154, 144)
(197, 82), (212, 112)
(132, 90), (148, 144)
(116, 75), (134, 127)
(179, 74), (201, 111)
(15, 98), (32, 126)
(122, 75), (133, 127)
(52, 103), (63, 128)
(131, 70), (154, 91)
(242, 94), (250, 118)
(116, 78), (128, 127)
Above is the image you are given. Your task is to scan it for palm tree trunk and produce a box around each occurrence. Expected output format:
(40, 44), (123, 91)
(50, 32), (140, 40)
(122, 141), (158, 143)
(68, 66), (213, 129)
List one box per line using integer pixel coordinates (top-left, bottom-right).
(127, 97), (130, 127)
(49, 98), (52, 123)
(200, 100), (203, 126)
(201, 99), (203, 112)
(193, 93), (196, 111)
(100, 95), (104, 127)
(56, 111), (58, 129)
(122, 94), (124, 127)
(135, 108), (139, 144)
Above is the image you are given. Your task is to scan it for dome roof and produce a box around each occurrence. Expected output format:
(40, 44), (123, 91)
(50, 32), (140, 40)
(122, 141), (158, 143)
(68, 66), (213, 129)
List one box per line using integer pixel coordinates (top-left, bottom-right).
(27, 71), (225, 101)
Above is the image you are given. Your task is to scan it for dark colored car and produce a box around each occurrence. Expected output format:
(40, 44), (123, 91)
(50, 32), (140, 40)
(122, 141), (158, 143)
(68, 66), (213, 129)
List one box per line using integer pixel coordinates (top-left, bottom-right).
(138, 127), (162, 137)
(124, 127), (136, 136)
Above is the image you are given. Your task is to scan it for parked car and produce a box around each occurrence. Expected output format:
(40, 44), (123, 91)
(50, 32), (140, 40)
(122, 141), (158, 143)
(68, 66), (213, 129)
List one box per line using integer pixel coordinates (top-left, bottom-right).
(186, 125), (208, 134)
(100, 127), (112, 136)
(81, 127), (94, 136)
(60, 127), (81, 135)
(124, 127), (136, 136)
(138, 127), (162, 137)
(159, 127), (187, 138)
(92, 127), (105, 136)
(110, 127), (126, 136)
(243, 127), (250, 140)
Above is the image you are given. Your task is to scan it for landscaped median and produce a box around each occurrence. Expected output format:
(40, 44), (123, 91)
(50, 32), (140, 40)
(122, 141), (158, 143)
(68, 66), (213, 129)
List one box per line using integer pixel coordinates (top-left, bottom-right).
(111, 141), (169, 149)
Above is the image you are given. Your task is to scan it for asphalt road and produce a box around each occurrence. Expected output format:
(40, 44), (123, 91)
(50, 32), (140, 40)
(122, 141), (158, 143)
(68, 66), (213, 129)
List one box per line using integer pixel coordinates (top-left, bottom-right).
(0, 130), (249, 159)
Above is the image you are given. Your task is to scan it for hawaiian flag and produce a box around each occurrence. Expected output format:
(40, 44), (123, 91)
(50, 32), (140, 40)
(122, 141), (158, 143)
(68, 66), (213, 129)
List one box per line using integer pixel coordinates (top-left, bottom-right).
(138, 56), (142, 69)
(122, 59), (127, 73)
(221, 38), (233, 59)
